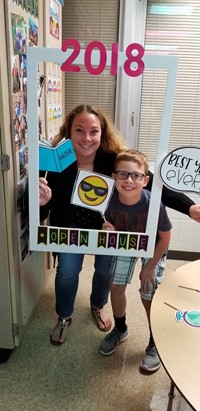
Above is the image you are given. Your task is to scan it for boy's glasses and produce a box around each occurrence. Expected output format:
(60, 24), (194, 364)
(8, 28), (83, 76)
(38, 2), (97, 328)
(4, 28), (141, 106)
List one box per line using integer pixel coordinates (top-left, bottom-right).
(115, 171), (146, 181)
(80, 181), (108, 196)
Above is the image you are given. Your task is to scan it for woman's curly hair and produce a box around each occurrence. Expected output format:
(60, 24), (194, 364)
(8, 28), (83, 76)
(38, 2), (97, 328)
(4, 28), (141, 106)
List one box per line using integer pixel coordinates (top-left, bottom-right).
(52, 104), (127, 154)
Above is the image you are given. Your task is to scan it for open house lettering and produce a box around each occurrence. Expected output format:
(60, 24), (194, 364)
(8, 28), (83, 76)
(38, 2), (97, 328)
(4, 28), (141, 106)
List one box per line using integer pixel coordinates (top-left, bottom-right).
(37, 226), (149, 252)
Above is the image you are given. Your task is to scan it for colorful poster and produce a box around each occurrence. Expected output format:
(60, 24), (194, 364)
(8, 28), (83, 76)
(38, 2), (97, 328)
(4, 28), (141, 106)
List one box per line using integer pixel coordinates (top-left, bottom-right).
(49, 0), (59, 39)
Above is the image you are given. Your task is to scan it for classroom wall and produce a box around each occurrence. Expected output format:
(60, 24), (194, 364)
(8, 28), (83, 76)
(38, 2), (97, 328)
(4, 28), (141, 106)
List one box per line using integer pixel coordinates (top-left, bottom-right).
(167, 192), (200, 255)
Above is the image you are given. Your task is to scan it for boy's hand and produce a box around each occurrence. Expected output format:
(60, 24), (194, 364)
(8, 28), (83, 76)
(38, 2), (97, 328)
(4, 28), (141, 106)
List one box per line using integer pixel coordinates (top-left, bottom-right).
(39, 177), (52, 206)
(139, 265), (156, 293)
(102, 220), (115, 231)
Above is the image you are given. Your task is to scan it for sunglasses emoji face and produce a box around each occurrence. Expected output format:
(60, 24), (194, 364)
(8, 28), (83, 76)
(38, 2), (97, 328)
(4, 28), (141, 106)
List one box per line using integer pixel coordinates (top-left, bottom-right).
(78, 175), (108, 206)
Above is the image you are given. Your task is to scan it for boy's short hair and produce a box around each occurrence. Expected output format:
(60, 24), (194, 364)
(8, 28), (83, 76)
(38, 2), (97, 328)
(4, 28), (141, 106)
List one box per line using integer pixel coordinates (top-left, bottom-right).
(114, 149), (149, 175)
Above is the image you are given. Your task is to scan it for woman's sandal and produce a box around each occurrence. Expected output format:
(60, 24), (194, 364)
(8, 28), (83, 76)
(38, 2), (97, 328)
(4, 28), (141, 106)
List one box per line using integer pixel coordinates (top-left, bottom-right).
(91, 306), (112, 332)
(50, 316), (72, 346)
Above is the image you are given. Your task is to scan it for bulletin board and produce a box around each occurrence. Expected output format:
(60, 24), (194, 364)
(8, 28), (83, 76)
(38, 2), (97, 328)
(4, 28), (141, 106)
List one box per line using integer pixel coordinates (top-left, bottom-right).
(6, 0), (63, 261)
(7, 0), (39, 262)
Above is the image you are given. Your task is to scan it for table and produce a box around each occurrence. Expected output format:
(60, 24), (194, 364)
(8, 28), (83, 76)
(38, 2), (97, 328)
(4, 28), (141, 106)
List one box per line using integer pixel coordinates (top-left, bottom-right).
(150, 259), (200, 411)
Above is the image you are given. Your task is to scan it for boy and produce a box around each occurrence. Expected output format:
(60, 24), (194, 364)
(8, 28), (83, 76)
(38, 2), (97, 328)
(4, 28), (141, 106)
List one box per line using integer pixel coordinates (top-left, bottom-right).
(99, 149), (172, 372)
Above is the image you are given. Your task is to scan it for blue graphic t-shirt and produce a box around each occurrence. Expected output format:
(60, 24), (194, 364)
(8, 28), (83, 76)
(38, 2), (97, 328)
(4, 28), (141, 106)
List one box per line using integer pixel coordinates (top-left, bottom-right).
(105, 189), (172, 233)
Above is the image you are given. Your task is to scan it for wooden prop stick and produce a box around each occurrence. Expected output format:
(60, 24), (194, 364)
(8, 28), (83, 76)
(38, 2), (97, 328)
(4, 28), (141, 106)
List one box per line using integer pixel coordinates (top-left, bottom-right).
(178, 285), (200, 293)
(101, 213), (106, 223)
(164, 302), (180, 311)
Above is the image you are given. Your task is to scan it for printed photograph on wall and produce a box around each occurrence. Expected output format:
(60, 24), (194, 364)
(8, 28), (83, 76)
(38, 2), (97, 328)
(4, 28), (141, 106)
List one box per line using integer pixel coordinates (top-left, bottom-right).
(11, 55), (21, 93)
(29, 17), (38, 46)
(19, 54), (27, 78)
(49, 0), (59, 39)
(11, 13), (27, 54)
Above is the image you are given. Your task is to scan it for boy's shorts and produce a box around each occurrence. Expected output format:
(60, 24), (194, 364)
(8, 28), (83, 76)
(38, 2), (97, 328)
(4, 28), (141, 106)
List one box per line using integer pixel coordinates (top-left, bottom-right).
(110, 254), (167, 301)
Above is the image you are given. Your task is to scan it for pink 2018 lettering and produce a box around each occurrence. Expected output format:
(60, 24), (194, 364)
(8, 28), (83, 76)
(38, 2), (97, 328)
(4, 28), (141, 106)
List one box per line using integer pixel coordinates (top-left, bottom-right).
(61, 38), (145, 77)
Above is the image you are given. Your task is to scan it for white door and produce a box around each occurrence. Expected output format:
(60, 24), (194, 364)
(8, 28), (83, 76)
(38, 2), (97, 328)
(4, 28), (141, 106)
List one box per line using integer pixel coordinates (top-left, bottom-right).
(0, 0), (48, 352)
(0, 135), (14, 349)
(0, 0), (20, 351)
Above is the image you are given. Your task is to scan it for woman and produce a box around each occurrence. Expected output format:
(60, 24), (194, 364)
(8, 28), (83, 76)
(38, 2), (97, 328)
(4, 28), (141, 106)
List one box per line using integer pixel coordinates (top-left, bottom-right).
(39, 104), (200, 345)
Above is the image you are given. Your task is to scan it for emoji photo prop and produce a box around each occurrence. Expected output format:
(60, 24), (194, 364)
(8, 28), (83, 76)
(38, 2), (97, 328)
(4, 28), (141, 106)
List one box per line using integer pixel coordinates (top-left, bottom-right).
(71, 169), (115, 215)
(159, 146), (200, 194)
(27, 45), (178, 256)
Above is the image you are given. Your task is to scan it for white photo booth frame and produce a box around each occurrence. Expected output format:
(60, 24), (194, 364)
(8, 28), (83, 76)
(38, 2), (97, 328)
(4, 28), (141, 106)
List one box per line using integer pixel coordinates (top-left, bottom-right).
(27, 46), (178, 257)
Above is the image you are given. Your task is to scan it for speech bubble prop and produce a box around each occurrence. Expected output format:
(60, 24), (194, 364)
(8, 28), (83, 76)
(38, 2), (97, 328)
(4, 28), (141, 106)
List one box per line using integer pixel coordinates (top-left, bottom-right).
(159, 146), (200, 194)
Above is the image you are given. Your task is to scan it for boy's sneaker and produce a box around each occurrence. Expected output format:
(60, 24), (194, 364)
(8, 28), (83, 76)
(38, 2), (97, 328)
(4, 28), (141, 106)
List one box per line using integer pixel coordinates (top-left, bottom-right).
(99, 327), (128, 356)
(140, 341), (161, 372)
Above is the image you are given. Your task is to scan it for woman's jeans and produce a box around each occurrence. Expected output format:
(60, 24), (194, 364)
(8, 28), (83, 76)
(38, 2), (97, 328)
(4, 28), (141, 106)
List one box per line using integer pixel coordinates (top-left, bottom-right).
(55, 252), (112, 318)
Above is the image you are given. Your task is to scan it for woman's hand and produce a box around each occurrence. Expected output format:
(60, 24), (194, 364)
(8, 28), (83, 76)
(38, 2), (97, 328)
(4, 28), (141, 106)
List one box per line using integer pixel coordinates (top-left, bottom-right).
(102, 220), (115, 231)
(39, 177), (52, 206)
(189, 204), (200, 223)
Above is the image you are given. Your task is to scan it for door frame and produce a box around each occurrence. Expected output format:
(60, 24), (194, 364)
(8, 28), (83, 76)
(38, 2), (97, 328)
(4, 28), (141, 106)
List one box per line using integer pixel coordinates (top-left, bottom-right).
(0, 36), (15, 347)
(0, 0), (23, 348)
(0, 129), (14, 349)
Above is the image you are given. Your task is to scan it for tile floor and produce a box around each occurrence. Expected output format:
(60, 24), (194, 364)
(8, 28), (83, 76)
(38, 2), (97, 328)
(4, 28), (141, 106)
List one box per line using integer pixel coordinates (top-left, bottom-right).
(0, 256), (194, 411)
